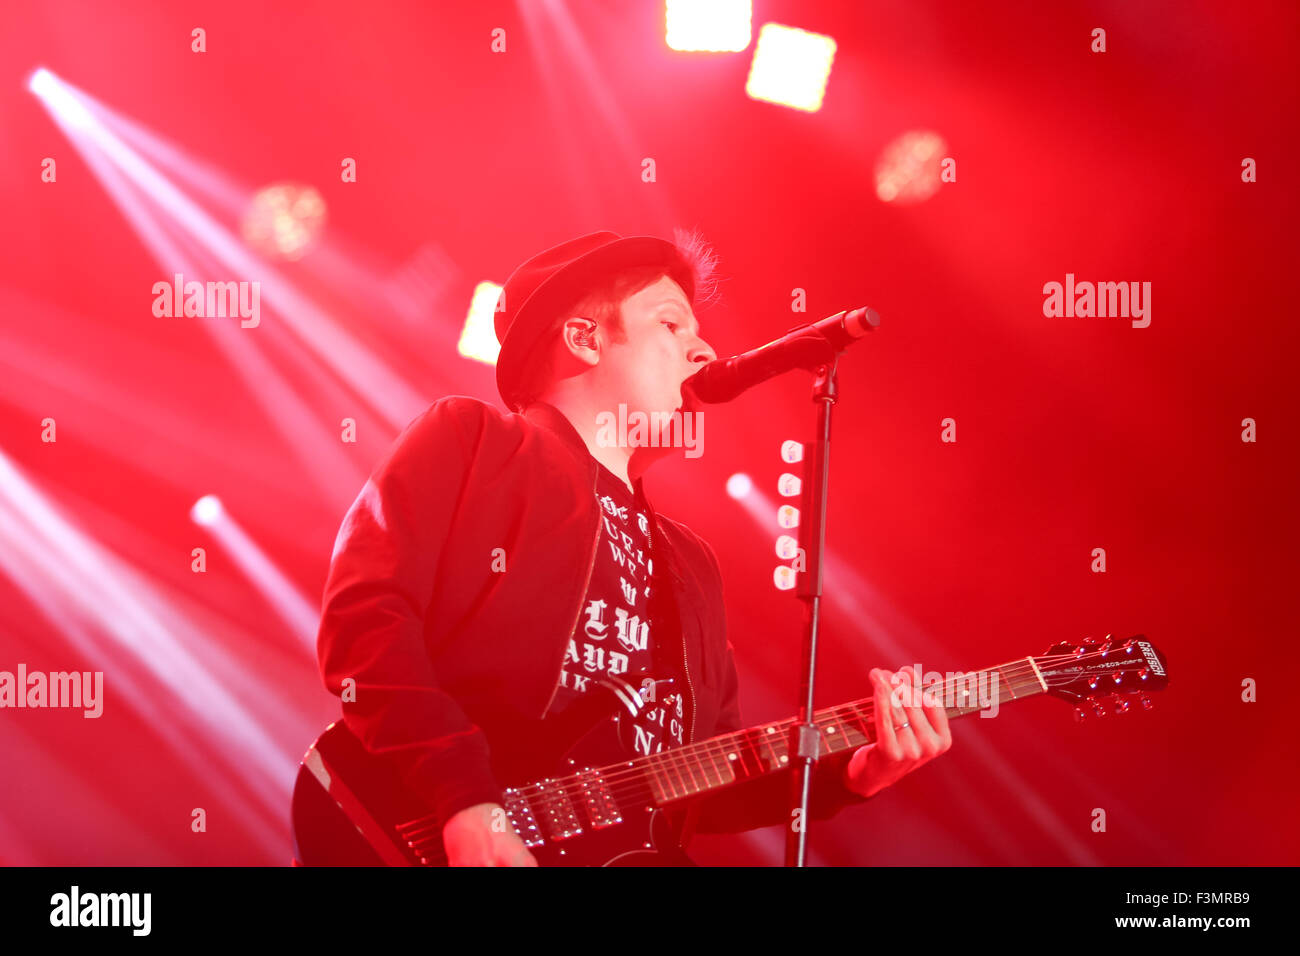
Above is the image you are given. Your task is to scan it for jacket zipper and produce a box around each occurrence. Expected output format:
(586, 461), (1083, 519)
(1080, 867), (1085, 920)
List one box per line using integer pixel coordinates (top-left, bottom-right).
(541, 467), (602, 718)
(681, 602), (697, 744)
(659, 525), (696, 745)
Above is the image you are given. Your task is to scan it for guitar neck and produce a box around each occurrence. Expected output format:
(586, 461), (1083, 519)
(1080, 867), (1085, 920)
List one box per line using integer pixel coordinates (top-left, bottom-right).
(625, 656), (1048, 805)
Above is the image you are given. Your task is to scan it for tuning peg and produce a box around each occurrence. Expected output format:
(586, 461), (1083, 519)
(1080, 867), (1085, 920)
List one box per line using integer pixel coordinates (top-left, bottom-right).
(1112, 672), (1124, 684)
(1111, 695), (1130, 714)
(1099, 640), (1112, 657)
(1137, 666), (1150, 681)
(1124, 638), (1137, 655)
(1087, 677), (1100, 690)
(1140, 696), (1154, 711)
(1074, 645), (1087, 658)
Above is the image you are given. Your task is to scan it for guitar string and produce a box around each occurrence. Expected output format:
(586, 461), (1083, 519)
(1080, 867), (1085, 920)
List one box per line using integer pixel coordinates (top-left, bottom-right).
(506, 647), (1155, 807)
(409, 647), (1161, 833)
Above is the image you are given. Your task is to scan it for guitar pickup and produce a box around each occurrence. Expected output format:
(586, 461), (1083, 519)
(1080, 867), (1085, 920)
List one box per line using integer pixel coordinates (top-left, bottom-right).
(502, 788), (544, 848)
(531, 779), (583, 842)
(576, 769), (622, 829)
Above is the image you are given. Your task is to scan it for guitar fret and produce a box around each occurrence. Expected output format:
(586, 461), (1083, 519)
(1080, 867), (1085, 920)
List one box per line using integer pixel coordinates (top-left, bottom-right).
(743, 730), (763, 774)
(848, 701), (874, 745)
(689, 745), (709, 791)
(760, 723), (785, 769)
(675, 748), (697, 796)
(728, 731), (756, 778)
(648, 752), (675, 802)
(699, 741), (730, 787)
(659, 748), (683, 798)
(675, 744), (702, 795)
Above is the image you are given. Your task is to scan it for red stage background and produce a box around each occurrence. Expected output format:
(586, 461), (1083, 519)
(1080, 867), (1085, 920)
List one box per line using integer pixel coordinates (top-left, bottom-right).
(1, 0), (1296, 865)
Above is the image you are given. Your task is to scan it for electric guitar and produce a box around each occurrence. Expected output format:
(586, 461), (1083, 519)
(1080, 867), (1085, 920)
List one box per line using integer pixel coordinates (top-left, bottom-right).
(291, 634), (1169, 866)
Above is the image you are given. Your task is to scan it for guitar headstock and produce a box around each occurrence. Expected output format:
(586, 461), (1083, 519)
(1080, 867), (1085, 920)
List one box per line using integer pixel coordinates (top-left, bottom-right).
(1035, 634), (1170, 721)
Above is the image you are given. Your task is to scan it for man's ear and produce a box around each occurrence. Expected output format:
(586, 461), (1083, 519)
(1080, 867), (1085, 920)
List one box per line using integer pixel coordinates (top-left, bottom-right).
(560, 317), (600, 367)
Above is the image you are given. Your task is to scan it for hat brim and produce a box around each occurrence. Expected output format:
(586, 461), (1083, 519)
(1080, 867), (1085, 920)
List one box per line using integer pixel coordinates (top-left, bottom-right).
(496, 236), (695, 411)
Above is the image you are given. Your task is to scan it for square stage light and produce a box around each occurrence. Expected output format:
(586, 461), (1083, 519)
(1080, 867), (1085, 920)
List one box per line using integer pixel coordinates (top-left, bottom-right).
(745, 23), (837, 112)
(666, 0), (752, 52)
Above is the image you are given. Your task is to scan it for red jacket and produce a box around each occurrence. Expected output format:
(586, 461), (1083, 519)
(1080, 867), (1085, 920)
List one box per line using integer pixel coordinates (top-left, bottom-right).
(316, 396), (870, 845)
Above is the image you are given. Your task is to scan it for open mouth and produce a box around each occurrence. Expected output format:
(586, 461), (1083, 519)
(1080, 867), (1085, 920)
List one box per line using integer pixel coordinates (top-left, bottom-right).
(679, 375), (702, 413)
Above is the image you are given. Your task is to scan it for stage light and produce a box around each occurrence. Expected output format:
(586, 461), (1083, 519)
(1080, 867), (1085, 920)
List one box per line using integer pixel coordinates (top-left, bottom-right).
(773, 565), (796, 590)
(777, 504), (800, 528)
(726, 472), (753, 499)
(776, 534), (799, 560)
(189, 494), (318, 647)
(875, 130), (948, 204)
(27, 67), (53, 95)
(745, 23), (836, 113)
(240, 183), (327, 260)
(190, 495), (223, 526)
(778, 472), (801, 496)
(781, 440), (803, 463)
(458, 281), (504, 365)
(666, 0), (752, 52)
(27, 67), (94, 131)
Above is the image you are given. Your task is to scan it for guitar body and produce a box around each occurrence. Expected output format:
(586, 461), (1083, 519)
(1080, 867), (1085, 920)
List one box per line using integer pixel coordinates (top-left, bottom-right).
(293, 679), (698, 867)
(293, 721), (693, 867)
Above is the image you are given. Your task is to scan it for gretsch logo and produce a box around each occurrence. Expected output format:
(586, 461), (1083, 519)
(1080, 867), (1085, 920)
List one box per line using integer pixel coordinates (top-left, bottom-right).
(1139, 642), (1165, 676)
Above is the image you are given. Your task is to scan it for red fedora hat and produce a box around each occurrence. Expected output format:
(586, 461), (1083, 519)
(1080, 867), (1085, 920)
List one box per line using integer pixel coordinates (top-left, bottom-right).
(494, 231), (695, 411)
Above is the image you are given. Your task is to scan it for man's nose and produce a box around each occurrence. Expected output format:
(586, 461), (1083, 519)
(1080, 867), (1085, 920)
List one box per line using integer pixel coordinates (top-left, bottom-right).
(688, 336), (717, 366)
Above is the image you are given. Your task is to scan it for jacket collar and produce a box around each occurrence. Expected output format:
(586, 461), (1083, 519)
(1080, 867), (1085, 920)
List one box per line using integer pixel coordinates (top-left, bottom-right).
(519, 401), (682, 583)
(520, 401), (652, 503)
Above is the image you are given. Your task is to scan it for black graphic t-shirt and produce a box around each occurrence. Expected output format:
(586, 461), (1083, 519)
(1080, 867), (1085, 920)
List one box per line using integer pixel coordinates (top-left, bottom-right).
(544, 462), (689, 768)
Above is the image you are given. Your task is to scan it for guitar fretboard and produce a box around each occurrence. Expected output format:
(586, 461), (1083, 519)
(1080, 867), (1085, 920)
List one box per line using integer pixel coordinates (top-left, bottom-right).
(516, 658), (1047, 812)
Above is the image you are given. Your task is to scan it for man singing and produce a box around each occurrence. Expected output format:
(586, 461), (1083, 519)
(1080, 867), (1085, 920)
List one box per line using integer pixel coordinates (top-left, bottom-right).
(316, 230), (953, 865)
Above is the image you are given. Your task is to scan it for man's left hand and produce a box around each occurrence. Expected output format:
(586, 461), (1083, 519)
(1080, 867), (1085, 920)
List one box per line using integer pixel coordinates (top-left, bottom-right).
(843, 666), (953, 799)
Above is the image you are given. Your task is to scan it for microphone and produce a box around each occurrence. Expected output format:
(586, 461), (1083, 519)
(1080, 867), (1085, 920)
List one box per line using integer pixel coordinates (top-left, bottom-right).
(684, 307), (880, 403)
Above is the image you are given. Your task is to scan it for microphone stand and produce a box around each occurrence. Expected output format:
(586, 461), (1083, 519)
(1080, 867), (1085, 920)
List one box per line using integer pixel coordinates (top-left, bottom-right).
(686, 306), (879, 865)
(784, 356), (838, 867)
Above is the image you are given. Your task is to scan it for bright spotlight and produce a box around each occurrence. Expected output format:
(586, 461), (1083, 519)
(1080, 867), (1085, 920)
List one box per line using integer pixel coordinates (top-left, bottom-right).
(726, 473), (753, 499)
(458, 281), (504, 365)
(875, 130), (949, 204)
(745, 23), (837, 113)
(191, 495), (224, 526)
(26, 66), (95, 131)
(241, 183), (327, 260)
(666, 0), (753, 52)
(27, 67), (54, 95)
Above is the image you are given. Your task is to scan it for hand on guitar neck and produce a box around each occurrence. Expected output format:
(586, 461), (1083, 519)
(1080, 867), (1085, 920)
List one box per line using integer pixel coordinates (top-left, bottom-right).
(842, 666), (955, 799)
